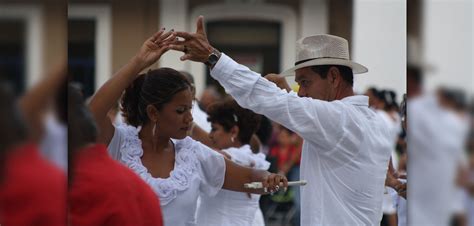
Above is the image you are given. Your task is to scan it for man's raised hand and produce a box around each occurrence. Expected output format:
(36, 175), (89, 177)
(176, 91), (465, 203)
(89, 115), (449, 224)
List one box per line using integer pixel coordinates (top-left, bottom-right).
(170, 16), (215, 63)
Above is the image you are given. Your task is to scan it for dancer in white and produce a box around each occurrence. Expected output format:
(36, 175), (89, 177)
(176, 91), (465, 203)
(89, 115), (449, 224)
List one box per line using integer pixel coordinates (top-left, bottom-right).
(190, 99), (270, 226)
(171, 16), (396, 225)
(88, 28), (287, 226)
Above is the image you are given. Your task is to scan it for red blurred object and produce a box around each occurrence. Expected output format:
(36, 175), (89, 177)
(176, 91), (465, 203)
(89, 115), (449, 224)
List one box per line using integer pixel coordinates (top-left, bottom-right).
(69, 144), (163, 226)
(0, 143), (66, 226)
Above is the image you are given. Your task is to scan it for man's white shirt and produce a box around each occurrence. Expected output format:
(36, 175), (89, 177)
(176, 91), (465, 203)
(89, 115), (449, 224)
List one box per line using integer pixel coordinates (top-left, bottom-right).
(210, 53), (393, 225)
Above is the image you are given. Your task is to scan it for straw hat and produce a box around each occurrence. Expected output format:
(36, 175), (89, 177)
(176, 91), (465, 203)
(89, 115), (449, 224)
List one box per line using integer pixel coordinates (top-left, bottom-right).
(280, 34), (368, 76)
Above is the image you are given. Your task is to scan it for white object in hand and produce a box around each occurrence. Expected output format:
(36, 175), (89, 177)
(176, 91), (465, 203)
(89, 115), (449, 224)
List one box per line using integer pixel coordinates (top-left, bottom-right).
(244, 180), (307, 189)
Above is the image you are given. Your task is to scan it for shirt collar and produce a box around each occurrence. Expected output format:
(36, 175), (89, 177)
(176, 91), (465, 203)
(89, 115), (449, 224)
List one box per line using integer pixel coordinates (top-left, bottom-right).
(340, 95), (369, 107)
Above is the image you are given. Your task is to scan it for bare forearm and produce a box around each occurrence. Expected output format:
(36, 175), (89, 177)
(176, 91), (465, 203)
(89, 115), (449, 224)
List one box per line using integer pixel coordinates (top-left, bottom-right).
(88, 56), (144, 125)
(190, 123), (217, 149)
(20, 67), (65, 116)
(388, 157), (396, 175)
(249, 135), (261, 154)
(19, 65), (66, 141)
(222, 159), (271, 194)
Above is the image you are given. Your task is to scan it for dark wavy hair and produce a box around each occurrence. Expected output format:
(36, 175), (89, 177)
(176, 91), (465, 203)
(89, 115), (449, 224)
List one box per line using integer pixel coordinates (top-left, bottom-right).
(207, 99), (261, 144)
(121, 68), (192, 127)
(310, 65), (354, 87)
(0, 82), (28, 183)
(0, 83), (28, 153)
(68, 83), (97, 152)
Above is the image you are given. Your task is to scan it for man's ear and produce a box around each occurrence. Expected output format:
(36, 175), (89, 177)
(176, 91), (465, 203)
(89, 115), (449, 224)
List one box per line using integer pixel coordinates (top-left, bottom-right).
(329, 66), (341, 87)
(146, 104), (159, 123)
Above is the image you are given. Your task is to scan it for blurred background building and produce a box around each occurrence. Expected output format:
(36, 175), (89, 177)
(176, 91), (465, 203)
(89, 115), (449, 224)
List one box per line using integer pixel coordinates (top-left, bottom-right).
(0, 0), (65, 95)
(0, 0), (407, 99)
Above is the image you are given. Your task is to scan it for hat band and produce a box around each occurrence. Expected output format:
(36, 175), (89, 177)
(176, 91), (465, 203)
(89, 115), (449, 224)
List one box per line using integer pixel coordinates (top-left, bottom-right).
(295, 56), (349, 66)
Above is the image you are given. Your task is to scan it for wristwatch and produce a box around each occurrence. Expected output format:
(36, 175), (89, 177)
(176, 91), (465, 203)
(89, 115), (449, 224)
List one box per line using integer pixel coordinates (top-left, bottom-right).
(205, 48), (221, 68)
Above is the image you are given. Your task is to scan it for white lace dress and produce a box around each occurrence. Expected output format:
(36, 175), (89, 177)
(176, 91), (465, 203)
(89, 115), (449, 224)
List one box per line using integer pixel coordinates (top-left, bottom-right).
(107, 123), (226, 226)
(196, 145), (270, 226)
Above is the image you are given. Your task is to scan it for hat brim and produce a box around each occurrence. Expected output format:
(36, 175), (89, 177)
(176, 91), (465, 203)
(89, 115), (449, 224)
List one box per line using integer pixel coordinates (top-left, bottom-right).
(280, 58), (368, 77)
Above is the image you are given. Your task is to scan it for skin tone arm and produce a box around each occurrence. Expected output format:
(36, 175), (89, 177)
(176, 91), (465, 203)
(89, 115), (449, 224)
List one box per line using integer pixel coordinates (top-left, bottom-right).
(249, 135), (262, 154)
(19, 63), (66, 142)
(222, 158), (288, 194)
(191, 125), (286, 195)
(88, 29), (176, 145)
(385, 156), (406, 199)
(189, 123), (216, 148)
(264, 73), (292, 92)
(169, 18), (288, 193)
(189, 124), (233, 159)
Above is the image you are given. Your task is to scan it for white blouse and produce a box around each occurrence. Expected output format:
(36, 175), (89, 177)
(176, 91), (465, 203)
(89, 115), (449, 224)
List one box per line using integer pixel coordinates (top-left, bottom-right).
(196, 145), (270, 226)
(108, 123), (226, 226)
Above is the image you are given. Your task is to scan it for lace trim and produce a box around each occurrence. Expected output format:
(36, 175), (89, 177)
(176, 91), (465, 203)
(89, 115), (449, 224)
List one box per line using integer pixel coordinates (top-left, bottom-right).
(117, 124), (200, 205)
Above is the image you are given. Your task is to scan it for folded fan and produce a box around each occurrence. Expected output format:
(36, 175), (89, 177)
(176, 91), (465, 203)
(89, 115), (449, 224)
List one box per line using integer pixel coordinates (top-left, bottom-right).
(244, 180), (307, 189)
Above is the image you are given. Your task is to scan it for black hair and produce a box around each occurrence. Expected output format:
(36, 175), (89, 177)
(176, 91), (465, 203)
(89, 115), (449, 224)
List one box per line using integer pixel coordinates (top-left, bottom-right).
(0, 82), (28, 153)
(180, 71), (196, 98)
(207, 99), (262, 144)
(310, 65), (354, 86)
(255, 116), (273, 146)
(55, 78), (68, 124)
(121, 68), (192, 127)
(440, 88), (467, 111)
(407, 65), (423, 85)
(379, 89), (399, 111)
(68, 83), (98, 152)
(180, 71), (195, 85)
(367, 87), (379, 97)
(0, 82), (28, 183)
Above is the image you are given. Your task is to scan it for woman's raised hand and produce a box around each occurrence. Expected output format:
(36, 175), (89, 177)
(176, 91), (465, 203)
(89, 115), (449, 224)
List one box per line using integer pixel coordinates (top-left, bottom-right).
(134, 28), (176, 70)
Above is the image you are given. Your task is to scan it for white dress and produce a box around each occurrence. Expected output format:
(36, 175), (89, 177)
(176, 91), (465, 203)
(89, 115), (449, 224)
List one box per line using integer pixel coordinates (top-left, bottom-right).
(108, 123), (226, 226)
(192, 100), (212, 133)
(196, 145), (270, 226)
(377, 110), (401, 215)
(391, 179), (407, 226)
(40, 114), (67, 171)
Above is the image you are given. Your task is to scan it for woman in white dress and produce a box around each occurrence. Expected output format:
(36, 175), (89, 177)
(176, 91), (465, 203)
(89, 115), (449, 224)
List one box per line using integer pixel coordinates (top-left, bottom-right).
(88, 28), (287, 226)
(191, 99), (270, 226)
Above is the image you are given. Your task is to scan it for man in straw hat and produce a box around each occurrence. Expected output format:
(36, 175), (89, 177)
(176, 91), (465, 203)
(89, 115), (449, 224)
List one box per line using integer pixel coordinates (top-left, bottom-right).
(170, 16), (396, 225)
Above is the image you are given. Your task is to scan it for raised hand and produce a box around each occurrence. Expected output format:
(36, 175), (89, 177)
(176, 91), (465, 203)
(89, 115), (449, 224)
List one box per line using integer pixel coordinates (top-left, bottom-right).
(264, 73), (291, 92)
(135, 28), (176, 70)
(170, 16), (215, 63)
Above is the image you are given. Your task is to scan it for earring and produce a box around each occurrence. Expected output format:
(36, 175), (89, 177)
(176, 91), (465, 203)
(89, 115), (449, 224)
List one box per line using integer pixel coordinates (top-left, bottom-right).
(152, 122), (157, 137)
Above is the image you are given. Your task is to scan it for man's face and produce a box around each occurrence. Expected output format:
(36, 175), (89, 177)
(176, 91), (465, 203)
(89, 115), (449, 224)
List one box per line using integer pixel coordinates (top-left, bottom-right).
(295, 67), (331, 100)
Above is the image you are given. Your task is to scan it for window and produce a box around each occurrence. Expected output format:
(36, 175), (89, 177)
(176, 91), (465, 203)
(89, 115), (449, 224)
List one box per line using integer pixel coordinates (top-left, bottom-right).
(68, 19), (96, 98)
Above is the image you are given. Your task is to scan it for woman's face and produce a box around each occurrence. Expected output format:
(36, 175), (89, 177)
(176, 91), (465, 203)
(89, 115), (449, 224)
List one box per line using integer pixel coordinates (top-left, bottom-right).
(209, 122), (234, 150)
(156, 89), (194, 139)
